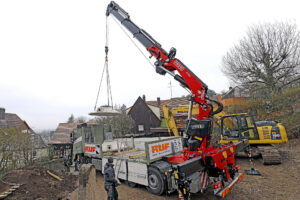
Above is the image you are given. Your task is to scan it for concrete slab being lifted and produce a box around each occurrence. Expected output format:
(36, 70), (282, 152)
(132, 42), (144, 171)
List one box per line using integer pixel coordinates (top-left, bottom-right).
(89, 105), (121, 117)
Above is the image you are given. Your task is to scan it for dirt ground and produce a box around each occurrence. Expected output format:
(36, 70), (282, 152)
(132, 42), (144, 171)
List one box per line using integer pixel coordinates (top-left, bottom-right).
(96, 139), (300, 200)
(0, 180), (11, 194)
(2, 165), (77, 200)
(1, 140), (299, 200)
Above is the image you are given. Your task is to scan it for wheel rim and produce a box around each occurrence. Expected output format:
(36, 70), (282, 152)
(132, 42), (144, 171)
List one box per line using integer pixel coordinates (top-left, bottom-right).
(148, 174), (159, 189)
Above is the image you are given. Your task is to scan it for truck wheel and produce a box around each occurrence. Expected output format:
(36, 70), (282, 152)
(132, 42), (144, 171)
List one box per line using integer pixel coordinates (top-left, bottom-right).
(147, 167), (164, 195)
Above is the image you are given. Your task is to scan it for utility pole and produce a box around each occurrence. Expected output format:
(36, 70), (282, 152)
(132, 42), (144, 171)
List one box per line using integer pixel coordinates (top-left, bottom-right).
(168, 81), (173, 99)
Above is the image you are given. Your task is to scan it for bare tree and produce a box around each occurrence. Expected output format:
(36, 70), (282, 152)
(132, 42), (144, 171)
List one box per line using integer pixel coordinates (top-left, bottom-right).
(88, 116), (104, 123)
(108, 114), (135, 137)
(120, 104), (127, 114)
(74, 116), (87, 123)
(67, 114), (74, 123)
(68, 114), (88, 123)
(88, 105), (134, 137)
(222, 22), (300, 94)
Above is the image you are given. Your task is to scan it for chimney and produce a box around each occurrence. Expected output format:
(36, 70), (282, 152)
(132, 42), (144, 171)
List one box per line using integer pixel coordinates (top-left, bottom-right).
(0, 107), (5, 120)
(142, 95), (146, 101)
(157, 97), (161, 107)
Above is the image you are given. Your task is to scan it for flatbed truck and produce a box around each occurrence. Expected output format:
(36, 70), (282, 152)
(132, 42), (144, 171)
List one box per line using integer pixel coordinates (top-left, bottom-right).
(71, 123), (246, 198)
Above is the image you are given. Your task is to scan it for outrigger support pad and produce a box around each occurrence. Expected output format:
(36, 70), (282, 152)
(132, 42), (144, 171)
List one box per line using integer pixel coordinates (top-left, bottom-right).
(244, 147), (261, 176)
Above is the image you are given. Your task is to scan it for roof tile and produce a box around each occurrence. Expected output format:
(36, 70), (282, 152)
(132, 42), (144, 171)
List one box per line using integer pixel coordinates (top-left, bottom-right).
(146, 96), (190, 116)
(49, 122), (82, 144)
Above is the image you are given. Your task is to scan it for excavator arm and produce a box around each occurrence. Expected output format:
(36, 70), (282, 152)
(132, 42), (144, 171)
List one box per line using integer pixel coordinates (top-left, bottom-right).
(162, 105), (180, 137)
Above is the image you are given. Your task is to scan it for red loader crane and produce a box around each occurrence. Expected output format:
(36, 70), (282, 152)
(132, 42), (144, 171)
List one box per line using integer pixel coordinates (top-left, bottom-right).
(106, 1), (246, 199)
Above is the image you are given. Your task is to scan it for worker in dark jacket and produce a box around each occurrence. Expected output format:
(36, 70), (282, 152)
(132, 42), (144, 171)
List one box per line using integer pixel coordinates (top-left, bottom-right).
(64, 154), (72, 172)
(104, 157), (119, 200)
(74, 155), (81, 172)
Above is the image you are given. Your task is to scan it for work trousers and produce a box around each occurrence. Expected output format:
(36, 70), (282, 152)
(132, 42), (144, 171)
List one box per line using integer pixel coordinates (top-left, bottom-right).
(75, 161), (80, 171)
(105, 185), (118, 200)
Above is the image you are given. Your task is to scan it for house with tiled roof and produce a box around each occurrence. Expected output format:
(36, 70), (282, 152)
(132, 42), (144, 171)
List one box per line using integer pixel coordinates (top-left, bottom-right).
(126, 95), (191, 136)
(49, 122), (81, 144)
(220, 86), (247, 107)
(0, 107), (33, 133)
(127, 95), (190, 117)
(146, 96), (190, 117)
(127, 96), (161, 135)
(49, 122), (82, 158)
(0, 107), (48, 160)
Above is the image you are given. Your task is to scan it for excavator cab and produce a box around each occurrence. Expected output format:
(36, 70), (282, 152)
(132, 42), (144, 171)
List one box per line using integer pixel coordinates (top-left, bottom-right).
(220, 114), (259, 140)
(220, 113), (288, 165)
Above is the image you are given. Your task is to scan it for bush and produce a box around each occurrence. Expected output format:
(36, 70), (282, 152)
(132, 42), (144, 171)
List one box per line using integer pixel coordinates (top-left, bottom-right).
(0, 128), (34, 174)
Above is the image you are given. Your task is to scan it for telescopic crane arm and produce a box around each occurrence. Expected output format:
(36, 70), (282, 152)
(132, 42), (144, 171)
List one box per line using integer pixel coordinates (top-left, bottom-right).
(106, 1), (221, 121)
(105, 5), (246, 196)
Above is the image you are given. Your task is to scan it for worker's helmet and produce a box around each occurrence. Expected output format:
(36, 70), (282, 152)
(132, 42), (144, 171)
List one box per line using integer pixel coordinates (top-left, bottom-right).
(108, 157), (113, 163)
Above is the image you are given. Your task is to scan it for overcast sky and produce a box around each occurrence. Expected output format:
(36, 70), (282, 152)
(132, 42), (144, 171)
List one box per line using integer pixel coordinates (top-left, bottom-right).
(0, 0), (299, 130)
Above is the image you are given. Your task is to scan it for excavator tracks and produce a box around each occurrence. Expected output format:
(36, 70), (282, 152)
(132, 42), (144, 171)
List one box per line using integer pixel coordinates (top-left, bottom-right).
(257, 146), (281, 165)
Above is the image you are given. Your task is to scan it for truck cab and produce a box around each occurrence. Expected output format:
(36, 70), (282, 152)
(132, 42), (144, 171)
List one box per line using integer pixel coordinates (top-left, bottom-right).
(71, 124), (108, 168)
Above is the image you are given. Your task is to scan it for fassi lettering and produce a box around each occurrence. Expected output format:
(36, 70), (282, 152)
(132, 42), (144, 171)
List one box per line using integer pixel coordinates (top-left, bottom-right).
(85, 146), (96, 152)
(152, 143), (170, 153)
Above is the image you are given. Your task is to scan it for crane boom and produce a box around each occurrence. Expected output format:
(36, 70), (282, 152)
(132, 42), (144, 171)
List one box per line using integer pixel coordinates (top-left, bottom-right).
(106, 1), (213, 121)
(106, 2), (162, 50)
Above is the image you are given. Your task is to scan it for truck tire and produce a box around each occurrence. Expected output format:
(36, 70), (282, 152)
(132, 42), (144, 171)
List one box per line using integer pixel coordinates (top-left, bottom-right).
(147, 167), (165, 195)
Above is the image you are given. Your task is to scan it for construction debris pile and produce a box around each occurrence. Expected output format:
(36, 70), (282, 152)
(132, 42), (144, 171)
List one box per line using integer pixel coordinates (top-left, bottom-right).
(1, 165), (77, 200)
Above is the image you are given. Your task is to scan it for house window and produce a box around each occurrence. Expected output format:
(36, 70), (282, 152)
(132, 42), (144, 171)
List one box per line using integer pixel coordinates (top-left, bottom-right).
(138, 125), (144, 132)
